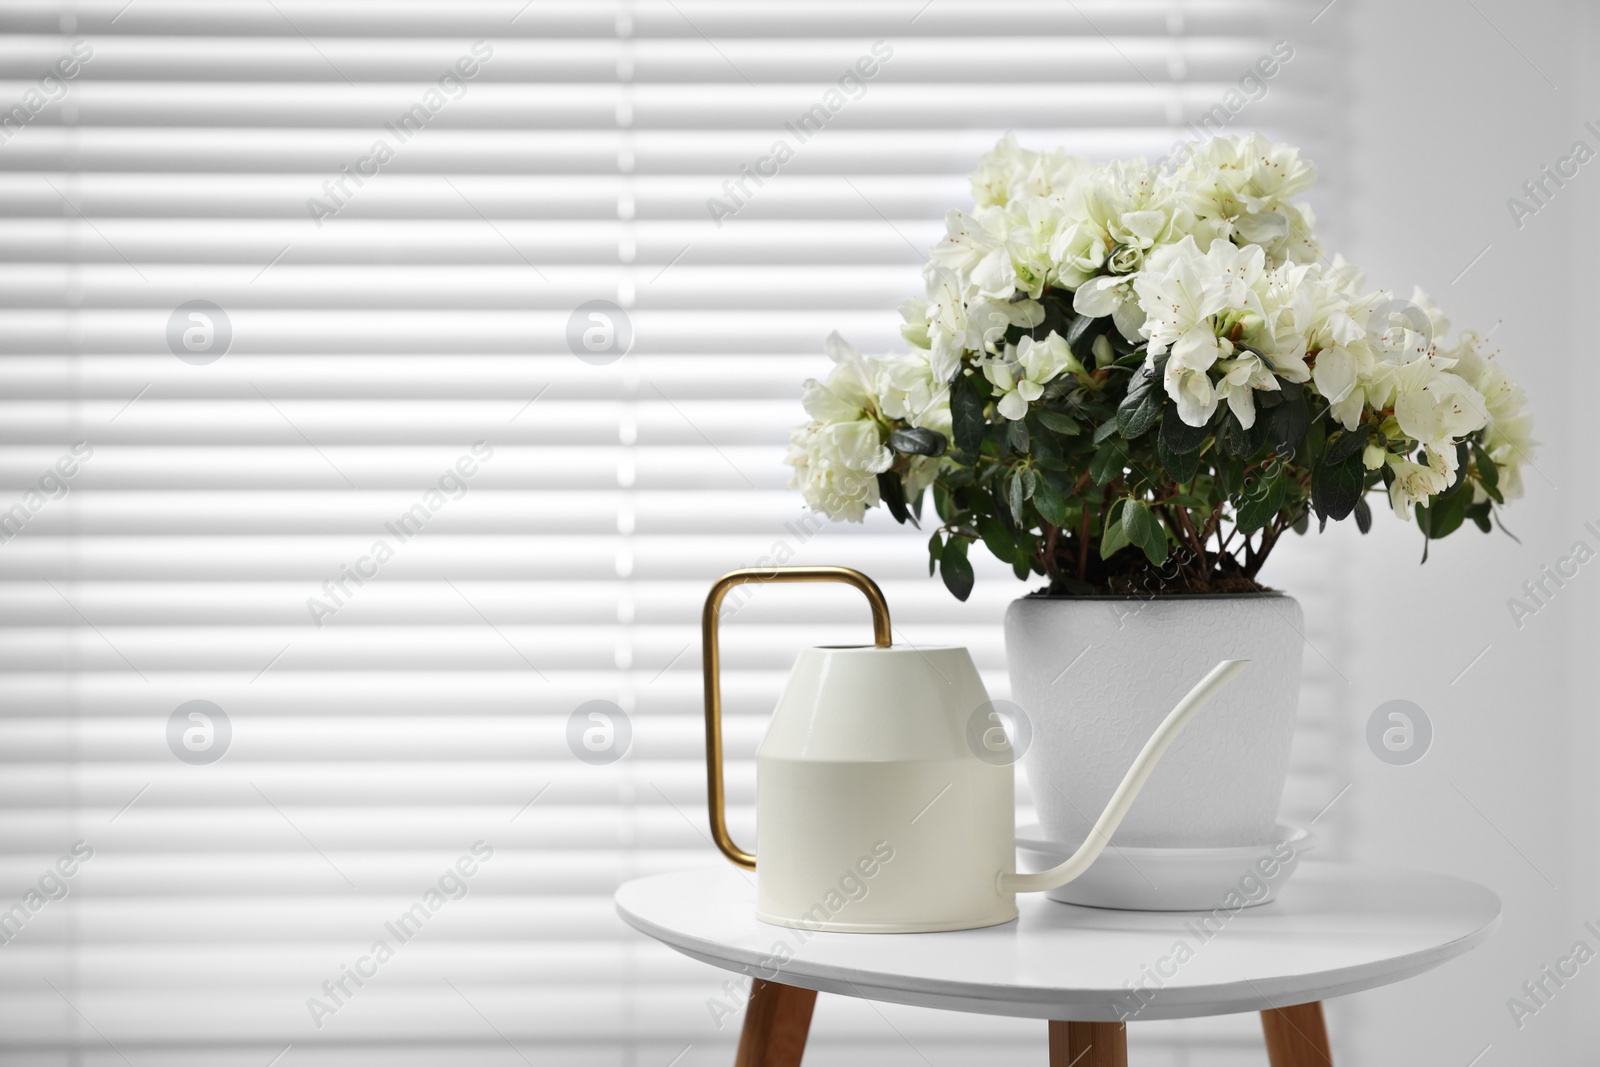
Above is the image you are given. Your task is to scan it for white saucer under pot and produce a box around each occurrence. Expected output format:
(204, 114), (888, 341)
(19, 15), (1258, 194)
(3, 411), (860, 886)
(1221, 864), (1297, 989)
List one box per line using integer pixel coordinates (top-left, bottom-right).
(1015, 823), (1314, 912)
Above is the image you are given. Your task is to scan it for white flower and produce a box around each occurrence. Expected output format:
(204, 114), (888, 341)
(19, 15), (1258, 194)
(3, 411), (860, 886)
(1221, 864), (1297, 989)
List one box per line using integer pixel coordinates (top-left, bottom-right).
(1449, 333), (1537, 500)
(916, 268), (986, 382)
(800, 332), (877, 422)
(1390, 358), (1487, 471)
(1482, 394), (1536, 501)
(929, 210), (1013, 300)
(1176, 133), (1320, 264)
(1138, 238), (1265, 354)
(980, 333), (1080, 421)
(908, 266), (1049, 383)
(1051, 217), (1111, 291)
(785, 422), (886, 523)
(1386, 453), (1451, 520)
(969, 133), (1091, 208)
(873, 348), (948, 430)
(1054, 159), (1186, 297)
(1164, 362), (1219, 429)
(784, 333), (893, 522)
(990, 197), (1068, 299)
(1020, 145), (1094, 200)
(898, 295), (932, 350)
(1252, 260), (1318, 383)
(1211, 352), (1280, 429)
(1309, 316), (1374, 430)
(882, 364), (954, 501)
(970, 133), (1032, 208)
(1072, 273), (1146, 341)
(1310, 287), (1403, 430)
(1133, 237), (1269, 425)
(793, 133), (1531, 544)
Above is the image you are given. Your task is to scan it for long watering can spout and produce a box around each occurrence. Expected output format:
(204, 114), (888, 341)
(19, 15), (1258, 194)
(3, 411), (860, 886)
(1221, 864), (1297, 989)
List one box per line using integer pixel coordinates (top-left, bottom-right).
(998, 658), (1251, 895)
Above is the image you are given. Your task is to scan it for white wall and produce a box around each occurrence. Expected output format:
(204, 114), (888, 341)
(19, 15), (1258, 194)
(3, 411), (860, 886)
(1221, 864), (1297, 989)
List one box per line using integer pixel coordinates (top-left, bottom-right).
(1290, 0), (1597, 1062)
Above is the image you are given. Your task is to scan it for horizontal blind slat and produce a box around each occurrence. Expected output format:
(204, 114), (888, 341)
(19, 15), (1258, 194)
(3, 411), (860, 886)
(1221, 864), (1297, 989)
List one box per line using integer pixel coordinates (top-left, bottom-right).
(1, 0), (1349, 1057)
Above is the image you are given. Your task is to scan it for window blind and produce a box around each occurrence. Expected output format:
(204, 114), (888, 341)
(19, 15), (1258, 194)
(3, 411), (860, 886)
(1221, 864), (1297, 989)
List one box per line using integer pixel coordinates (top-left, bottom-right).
(0, 2), (1351, 1063)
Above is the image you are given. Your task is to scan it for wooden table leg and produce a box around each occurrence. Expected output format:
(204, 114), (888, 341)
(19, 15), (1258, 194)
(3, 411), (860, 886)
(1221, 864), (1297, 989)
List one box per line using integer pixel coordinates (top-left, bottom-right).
(1261, 1001), (1333, 1066)
(1048, 1020), (1127, 1067)
(734, 978), (816, 1067)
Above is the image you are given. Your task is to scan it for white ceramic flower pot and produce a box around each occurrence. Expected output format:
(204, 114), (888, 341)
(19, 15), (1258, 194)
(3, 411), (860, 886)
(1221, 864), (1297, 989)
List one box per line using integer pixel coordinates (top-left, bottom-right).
(1005, 593), (1305, 849)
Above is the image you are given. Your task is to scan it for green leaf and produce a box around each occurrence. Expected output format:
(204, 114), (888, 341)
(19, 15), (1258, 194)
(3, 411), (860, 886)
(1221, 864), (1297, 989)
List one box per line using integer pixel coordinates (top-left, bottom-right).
(1302, 416), (1327, 469)
(1465, 499), (1493, 533)
(1476, 447), (1499, 489)
(1092, 419), (1121, 444)
(1311, 451), (1364, 522)
(1417, 489), (1467, 540)
(951, 372), (987, 457)
(1474, 445), (1504, 504)
(926, 532), (943, 577)
(1035, 409), (1081, 435)
(1089, 440), (1127, 486)
(1008, 417), (1030, 453)
(1028, 429), (1072, 471)
(1324, 425), (1370, 465)
(1161, 398), (1210, 454)
(1099, 498), (1130, 559)
(1116, 365), (1164, 440)
(989, 478), (1017, 536)
(1267, 394), (1309, 458)
(943, 464), (976, 489)
(876, 471), (914, 526)
(1031, 473), (1069, 527)
(1353, 495), (1373, 534)
(976, 512), (1017, 565)
(1121, 497), (1153, 544)
(1216, 455), (1245, 498)
(1065, 313), (1102, 361)
(1120, 500), (1167, 565)
(1140, 518), (1169, 566)
(1220, 409), (1268, 459)
(939, 538), (974, 601)
(888, 426), (948, 457)
(1027, 292), (1075, 347)
(1235, 463), (1286, 534)
(1005, 469), (1026, 526)
(1158, 431), (1201, 484)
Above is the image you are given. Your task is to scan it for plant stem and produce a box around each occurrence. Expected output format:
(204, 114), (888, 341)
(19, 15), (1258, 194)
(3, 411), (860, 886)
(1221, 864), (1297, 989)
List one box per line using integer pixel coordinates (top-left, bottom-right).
(1170, 501), (1207, 569)
(1246, 517), (1285, 579)
(1200, 503), (1224, 544)
(1076, 507), (1089, 582)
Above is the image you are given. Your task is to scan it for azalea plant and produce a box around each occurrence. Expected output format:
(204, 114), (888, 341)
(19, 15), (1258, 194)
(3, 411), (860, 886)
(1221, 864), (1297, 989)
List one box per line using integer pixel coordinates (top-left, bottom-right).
(785, 134), (1534, 599)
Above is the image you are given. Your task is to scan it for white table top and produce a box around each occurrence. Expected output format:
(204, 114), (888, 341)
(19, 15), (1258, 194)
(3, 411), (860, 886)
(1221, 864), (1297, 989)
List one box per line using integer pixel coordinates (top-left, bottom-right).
(616, 862), (1500, 1021)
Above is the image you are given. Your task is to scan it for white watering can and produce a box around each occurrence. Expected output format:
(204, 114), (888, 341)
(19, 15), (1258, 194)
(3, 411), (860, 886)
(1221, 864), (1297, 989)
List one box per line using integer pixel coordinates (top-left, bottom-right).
(702, 566), (1248, 932)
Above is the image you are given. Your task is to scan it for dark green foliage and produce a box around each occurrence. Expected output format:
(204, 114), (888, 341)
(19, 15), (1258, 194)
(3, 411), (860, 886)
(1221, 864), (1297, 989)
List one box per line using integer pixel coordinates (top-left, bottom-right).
(884, 312), (1505, 599)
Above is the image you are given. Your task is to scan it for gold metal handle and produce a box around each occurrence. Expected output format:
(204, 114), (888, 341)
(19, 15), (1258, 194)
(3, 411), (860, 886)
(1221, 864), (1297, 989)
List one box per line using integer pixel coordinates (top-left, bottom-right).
(702, 566), (892, 870)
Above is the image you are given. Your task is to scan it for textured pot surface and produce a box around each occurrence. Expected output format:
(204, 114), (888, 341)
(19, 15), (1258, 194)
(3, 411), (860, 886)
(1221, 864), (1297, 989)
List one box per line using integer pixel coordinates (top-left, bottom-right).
(1005, 594), (1304, 849)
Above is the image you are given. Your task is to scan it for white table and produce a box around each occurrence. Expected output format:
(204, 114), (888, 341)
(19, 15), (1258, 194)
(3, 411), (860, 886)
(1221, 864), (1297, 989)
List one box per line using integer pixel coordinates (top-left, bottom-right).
(616, 862), (1500, 1066)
